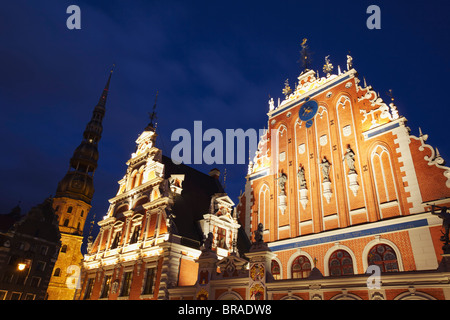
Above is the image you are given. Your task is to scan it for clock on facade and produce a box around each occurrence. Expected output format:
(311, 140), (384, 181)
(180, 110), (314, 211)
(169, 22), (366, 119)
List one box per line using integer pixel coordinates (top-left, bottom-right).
(299, 98), (318, 128)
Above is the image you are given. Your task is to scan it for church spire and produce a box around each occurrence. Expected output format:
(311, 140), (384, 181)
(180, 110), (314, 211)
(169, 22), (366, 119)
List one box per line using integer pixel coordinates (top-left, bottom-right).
(55, 67), (113, 204)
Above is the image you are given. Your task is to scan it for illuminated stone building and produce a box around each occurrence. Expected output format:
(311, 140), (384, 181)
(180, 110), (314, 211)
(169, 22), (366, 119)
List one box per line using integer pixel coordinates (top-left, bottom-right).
(79, 50), (450, 300)
(46, 69), (113, 300)
(79, 117), (242, 300)
(0, 199), (60, 300)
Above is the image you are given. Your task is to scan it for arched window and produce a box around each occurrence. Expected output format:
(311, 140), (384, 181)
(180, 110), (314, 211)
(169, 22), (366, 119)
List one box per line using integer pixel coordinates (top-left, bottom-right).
(63, 219), (69, 227)
(271, 260), (281, 280)
(329, 250), (354, 276)
(368, 244), (399, 272)
(291, 255), (311, 279)
(67, 206), (73, 213)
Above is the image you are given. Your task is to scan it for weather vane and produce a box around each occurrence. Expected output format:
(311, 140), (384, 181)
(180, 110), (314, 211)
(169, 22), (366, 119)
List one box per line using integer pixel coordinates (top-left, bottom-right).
(148, 90), (159, 128)
(299, 38), (312, 72)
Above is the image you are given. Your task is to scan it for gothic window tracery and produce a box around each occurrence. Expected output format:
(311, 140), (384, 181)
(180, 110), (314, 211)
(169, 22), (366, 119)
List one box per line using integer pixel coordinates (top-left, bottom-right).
(291, 255), (312, 279)
(368, 244), (399, 272)
(329, 250), (354, 276)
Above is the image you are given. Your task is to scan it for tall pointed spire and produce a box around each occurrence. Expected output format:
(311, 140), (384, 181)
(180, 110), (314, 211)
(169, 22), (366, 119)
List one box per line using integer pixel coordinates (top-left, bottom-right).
(55, 67), (113, 204)
(97, 64), (114, 108)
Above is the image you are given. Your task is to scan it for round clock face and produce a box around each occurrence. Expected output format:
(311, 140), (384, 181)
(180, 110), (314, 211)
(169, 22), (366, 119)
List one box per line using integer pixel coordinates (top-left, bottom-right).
(299, 99), (319, 121)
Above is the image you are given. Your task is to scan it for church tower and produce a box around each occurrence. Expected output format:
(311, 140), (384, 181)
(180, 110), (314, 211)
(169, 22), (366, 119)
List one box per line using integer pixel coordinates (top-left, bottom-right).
(46, 69), (113, 300)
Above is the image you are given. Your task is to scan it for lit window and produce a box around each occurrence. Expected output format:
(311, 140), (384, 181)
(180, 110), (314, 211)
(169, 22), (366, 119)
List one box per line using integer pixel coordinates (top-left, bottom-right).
(368, 244), (399, 272)
(329, 250), (354, 276)
(291, 255), (311, 279)
(142, 268), (156, 295)
(216, 227), (227, 249)
(120, 271), (132, 297)
(100, 275), (112, 299)
(271, 260), (281, 280)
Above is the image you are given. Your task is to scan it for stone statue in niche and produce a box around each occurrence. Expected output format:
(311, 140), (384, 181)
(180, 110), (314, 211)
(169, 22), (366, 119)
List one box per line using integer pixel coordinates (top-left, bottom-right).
(297, 165), (307, 189)
(343, 146), (356, 174)
(319, 158), (331, 182)
(277, 172), (287, 195)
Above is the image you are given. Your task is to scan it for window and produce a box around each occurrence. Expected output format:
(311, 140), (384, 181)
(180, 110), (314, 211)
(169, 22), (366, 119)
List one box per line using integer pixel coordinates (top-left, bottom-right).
(329, 250), (354, 276)
(271, 260), (281, 280)
(40, 246), (48, 255)
(111, 231), (121, 249)
(368, 244), (399, 272)
(120, 271), (133, 297)
(216, 227), (227, 249)
(53, 268), (61, 277)
(24, 293), (35, 300)
(81, 210), (84, 217)
(61, 245), (67, 253)
(10, 292), (21, 300)
(142, 268), (156, 295)
(291, 255), (311, 279)
(129, 225), (141, 244)
(100, 275), (112, 299)
(30, 277), (41, 287)
(36, 261), (46, 272)
(63, 219), (69, 227)
(84, 278), (95, 300)
(67, 206), (73, 213)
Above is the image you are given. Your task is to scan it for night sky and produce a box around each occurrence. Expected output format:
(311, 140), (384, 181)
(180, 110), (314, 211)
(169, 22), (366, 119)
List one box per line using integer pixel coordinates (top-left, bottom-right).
(1, 1), (449, 246)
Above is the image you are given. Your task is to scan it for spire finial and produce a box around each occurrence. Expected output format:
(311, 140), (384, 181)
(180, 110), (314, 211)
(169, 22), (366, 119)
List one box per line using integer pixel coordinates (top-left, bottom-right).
(147, 90), (159, 129)
(299, 38), (312, 72)
(97, 64), (115, 107)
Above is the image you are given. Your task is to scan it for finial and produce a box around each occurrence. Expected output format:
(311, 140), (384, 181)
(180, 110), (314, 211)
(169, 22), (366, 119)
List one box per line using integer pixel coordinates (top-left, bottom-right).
(299, 38), (312, 72)
(323, 55), (333, 77)
(387, 89), (394, 102)
(148, 90), (159, 129)
(282, 79), (292, 98)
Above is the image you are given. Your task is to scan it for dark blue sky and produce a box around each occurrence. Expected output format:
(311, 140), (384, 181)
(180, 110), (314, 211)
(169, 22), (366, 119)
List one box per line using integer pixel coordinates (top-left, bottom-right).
(1, 0), (449, 243)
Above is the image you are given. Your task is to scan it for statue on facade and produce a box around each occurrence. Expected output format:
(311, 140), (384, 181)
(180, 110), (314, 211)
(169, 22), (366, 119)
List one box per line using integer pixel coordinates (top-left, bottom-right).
(319, 158), (331, 182)
(268, 97), (275, 111)
(347, 54), (353, 70)
(297, 165), (307, 189)
(203, 232), (214, 251)
(343, 146), (356, 174)
(432, 205), (450, 254)
(254, 223), (264, 243)
(277, 172), (287, 195)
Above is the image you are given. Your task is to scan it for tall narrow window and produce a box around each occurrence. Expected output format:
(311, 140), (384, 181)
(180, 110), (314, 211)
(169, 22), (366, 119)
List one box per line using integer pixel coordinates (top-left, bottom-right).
(84, 278), (95, 300)
(329, 250), (354, 276)
(142, 268), (156, 295)
(216, 227), (227, 248)
(100, 275), (112, 299)
(271, 260), (281, 280)
(368, 244), (399, 272)
(67, 206), (73, 213)
(120, 271), (132, 297)
(291, 255), (311, 279)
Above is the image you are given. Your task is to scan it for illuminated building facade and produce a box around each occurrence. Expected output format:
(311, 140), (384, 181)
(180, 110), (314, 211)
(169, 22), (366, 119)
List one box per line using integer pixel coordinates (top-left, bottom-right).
(0, 199), (60, 300)
(79, 119), (242, 300)
(79, 52), (450, 300)
(46, 70), (113, 300)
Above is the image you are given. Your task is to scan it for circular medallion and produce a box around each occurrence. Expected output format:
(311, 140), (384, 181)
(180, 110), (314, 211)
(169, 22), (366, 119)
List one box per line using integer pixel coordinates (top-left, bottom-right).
(299, 99), (319, 121)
